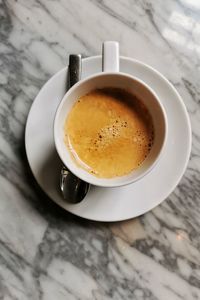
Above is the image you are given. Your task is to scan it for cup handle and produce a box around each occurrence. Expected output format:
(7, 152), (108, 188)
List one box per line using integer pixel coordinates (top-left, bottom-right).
(102, 41), (119, 72)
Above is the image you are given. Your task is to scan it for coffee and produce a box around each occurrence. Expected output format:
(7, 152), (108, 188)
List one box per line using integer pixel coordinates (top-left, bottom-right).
(64, 88), (154, 178)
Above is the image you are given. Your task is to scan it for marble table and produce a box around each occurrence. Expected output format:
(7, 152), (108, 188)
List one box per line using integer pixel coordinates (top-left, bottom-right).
(0, 1), (199, 299)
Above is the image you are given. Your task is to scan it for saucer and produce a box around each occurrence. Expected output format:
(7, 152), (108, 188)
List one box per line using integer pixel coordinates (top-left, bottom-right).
(25, 56), (191, 222)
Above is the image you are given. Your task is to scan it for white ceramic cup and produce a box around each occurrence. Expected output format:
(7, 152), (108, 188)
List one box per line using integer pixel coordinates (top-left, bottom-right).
(54, 41), (168, 187)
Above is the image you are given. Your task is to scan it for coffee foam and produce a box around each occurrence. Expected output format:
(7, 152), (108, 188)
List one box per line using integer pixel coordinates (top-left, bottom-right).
(64, 88), (154, 178)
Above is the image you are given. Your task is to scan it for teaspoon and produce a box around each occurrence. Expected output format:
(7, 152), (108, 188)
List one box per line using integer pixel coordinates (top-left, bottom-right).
(60, 54), (90, 203)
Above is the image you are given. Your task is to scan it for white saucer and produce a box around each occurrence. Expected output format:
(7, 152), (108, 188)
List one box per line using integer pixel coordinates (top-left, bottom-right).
(25, 56), (191, 222)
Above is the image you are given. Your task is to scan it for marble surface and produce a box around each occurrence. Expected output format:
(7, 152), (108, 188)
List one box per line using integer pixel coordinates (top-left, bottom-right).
(0, 0), (199, 299)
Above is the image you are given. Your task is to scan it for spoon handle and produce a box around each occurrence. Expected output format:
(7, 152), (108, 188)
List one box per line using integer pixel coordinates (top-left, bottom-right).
(69, 54), (82, 87)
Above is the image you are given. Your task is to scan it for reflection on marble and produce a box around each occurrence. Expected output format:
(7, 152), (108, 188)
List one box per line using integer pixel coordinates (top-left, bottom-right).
(0, 0), (200, 299)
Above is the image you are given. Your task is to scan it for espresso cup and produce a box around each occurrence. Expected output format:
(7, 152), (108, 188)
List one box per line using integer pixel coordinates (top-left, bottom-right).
(54, 41), (168, 187)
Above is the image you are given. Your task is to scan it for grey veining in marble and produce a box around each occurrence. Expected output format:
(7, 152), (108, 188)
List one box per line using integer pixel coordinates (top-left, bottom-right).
(0, 0), (200, 299)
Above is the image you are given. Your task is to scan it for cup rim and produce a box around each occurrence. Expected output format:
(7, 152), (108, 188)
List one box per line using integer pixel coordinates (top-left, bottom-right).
(54, 71), (168, 187)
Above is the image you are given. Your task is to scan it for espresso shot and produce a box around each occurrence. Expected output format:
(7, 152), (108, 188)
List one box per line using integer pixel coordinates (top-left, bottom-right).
(64, 88), (154, 178)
